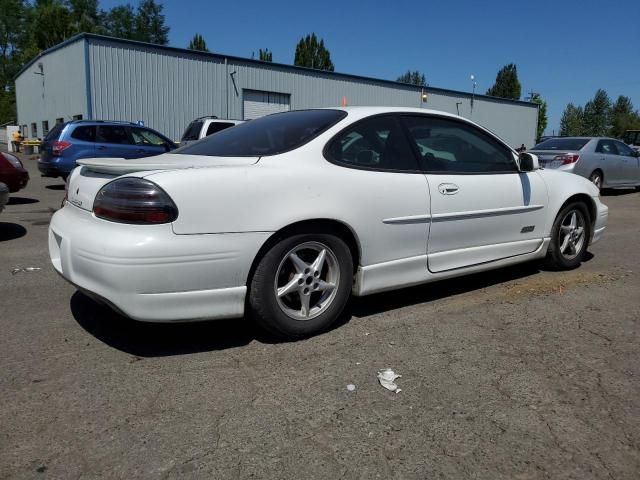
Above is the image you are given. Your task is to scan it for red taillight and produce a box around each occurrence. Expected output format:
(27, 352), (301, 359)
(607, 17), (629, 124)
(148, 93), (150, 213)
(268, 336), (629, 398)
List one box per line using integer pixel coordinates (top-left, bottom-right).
(553, 153), (580, 165)
(52, 140), (71, 156)
(93, 178), (178, 225)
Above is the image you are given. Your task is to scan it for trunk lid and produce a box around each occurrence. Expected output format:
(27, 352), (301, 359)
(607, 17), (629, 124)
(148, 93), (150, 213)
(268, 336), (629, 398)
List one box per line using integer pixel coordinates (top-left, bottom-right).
(529, 149), (581, 169)
(68, 154), (259, 211)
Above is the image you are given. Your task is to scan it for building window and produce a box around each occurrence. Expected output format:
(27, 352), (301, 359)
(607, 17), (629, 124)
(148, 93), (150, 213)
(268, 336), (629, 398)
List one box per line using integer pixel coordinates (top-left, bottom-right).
(42, 120), (49, 136)
(72, 114), (83, 120)
(31, 122), (37, 138)
(56, 117), (64, 124)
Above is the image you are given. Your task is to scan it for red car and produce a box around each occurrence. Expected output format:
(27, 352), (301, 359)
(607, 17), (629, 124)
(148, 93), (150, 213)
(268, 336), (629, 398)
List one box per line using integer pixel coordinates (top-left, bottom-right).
(0, 152), (29, 193)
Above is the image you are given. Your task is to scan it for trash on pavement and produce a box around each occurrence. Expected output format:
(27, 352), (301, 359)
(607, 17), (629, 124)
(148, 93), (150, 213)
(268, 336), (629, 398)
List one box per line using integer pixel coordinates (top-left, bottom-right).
(11, 267), (41, 275)
(346, 384), (356, 392)
(377, 368), (402, 393)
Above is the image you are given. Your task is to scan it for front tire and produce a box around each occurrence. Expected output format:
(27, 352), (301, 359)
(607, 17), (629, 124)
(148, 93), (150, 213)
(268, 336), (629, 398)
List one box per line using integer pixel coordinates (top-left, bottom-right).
(249, 233), (353, 338)
(545, 202), (591, 270)
(589, 170), (603, 191)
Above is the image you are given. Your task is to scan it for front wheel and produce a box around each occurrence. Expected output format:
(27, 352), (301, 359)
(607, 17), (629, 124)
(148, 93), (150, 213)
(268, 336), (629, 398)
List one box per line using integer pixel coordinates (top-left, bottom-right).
(545, 202), (591, 270)
(589, 170), (603, 191)
(248, 234), (353, 338)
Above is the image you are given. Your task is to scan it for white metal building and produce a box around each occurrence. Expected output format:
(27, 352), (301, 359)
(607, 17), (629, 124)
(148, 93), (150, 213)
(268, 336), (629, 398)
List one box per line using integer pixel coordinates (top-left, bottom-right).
(15, 33), (538, 146)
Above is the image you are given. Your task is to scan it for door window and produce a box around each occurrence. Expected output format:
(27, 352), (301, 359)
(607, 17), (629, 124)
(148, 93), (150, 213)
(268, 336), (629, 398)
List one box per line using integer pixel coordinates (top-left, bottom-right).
(595, 140), (618, 155)
(131, 127), (166, 146)
(614, 141), (635, 157)
(401, 115), (517, 173)
(96, 125), (132, 144)
(325, 115), (419, 172)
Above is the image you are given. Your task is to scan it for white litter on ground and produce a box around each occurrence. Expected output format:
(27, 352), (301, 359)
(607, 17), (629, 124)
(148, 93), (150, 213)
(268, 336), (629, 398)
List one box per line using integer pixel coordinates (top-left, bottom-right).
(377, 368), (402, 393)
(11, 267), (41, 275)
(346, 384), (356, 392)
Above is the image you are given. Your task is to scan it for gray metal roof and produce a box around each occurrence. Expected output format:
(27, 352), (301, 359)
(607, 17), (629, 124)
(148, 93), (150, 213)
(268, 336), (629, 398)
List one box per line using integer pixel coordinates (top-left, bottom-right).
(16, 33), (537, 109)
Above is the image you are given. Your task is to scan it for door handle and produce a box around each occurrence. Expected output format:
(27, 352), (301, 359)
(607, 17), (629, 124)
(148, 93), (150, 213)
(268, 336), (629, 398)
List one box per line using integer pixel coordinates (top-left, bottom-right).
(438, 183), (459, 195)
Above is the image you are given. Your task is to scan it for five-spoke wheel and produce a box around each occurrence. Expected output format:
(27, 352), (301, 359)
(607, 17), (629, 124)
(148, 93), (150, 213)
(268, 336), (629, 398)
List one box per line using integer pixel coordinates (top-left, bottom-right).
(546, 202), (591, 269)
(249, 233), (353, 338)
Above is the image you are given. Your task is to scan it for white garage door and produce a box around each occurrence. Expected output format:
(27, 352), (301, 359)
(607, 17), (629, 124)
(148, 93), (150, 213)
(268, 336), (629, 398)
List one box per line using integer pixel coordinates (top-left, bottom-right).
(243, 90), (291, 120)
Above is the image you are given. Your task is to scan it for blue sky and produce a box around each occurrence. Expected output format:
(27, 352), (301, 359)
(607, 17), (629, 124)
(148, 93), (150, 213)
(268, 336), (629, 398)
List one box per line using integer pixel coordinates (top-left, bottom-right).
(102, 0), (640, 134)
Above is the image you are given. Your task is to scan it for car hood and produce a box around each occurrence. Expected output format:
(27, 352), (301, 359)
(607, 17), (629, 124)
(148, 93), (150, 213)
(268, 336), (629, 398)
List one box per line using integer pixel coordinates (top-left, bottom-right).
(77, 153), (260, 175)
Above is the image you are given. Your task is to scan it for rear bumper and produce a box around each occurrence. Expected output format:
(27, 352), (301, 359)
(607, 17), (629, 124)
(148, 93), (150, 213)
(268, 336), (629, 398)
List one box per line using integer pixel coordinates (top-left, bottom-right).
(2, 169), (29, 192)
(49, 204), (271, 322)
(38, 160), (72, 177)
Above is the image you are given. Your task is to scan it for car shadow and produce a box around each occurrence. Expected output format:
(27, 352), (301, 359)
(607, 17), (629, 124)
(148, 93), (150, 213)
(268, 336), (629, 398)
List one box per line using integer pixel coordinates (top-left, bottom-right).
(72, 261), (551, 357)
(8, 197), (39, 205)
(45, 185), (66, 191)
(0, 222), (27, 241)
(601, 188), (638, 197)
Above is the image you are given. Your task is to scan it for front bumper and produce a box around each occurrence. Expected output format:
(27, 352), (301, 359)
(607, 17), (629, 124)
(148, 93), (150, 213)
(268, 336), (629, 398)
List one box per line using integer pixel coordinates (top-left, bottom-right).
(49, 204), (271, 322)
(591, 196), (608, 245)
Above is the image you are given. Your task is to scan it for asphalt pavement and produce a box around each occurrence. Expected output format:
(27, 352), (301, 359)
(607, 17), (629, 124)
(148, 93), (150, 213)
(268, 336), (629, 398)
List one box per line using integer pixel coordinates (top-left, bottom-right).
(1, 153), (639, 479)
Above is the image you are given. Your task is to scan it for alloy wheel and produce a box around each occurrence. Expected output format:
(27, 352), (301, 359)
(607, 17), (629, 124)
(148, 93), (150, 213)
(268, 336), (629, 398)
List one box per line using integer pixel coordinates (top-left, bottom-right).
(274, 241), (341, 321)
(558, 209), (586, 261)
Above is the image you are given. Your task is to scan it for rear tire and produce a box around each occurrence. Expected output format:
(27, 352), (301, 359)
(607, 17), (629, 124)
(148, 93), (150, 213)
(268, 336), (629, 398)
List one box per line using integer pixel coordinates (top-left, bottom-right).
(248, 233), (353, 339)
(545, 202), (591, 270)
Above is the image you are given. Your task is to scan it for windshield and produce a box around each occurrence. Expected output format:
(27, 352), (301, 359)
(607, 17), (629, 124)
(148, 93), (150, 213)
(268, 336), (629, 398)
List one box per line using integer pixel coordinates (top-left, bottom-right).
(175, 110), (347, 157)
(532, 138), (590, 151)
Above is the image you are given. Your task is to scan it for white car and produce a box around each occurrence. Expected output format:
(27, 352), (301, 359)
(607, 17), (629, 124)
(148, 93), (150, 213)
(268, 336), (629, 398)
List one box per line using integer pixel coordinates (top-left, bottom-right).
(49, 107), (608, 338)
(179, 116), (244, 147)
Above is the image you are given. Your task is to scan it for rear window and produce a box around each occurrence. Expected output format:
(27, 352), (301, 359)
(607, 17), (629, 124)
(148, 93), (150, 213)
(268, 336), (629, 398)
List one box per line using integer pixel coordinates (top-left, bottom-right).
(44, 122), (66, 141)
(181, 120), (204, 141)
(176, 110), (347, 157)
(533, 138), (590, 150)
(71, 126), (96, 142)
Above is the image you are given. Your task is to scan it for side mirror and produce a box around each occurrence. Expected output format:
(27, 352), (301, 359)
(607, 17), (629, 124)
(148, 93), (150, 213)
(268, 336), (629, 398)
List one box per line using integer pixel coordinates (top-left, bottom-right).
(519, 152), (539, 171)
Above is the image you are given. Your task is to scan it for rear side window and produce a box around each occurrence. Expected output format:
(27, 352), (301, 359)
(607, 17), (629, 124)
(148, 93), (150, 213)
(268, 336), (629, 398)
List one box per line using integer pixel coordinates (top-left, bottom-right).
(325, 115), (419, 171)
(205, 122), (234, 136)
(533, 138), (590, 150)
(614, 141), (634, 156)
(70, 126), (96, 142)
(97, 125), (132, 145)
(401, 115), (517, 173)
(181, 120), (204, 141)
(176, 110), (347, 157)
(45, 122), (66, 141)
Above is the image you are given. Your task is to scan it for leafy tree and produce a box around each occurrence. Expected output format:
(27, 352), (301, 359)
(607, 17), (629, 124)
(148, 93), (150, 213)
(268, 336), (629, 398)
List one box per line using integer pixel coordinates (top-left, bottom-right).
(530, 93), (548, 141)
(583, 89), (611, 136)
(0, 0), (30, 122)
(559, 103), (585, 136)
(294, 33), (334, 71)
(134, 0), (169, 45)
(259, 48), (272, 62)
(486, 63), (521, 100)
(67, 0), (102, 34)
(396, 70), (427, 87)
(103, 4), (136, 39)
(609, 95), (640, 138)
(188, 33), (208, 52)
(30, 0), (75, 50)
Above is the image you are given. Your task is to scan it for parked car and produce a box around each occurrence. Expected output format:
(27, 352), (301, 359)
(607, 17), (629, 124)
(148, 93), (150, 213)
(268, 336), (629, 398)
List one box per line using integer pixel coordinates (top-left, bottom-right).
(49, 107), (607, 338)
(530, 137), (640, 190)
(0, 182), (8, 213)
(0, 152), (29, 193)
(180, 116), (244, 147)
(38, 120), (177, 180)
(622, 130), (640, 152)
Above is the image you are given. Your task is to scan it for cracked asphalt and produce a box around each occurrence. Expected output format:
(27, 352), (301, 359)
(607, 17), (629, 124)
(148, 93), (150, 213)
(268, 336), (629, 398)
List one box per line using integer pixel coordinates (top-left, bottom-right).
(1, 154), (639, 479)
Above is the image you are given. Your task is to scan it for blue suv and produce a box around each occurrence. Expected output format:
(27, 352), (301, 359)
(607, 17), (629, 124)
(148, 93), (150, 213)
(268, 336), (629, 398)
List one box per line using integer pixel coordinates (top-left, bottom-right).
(38, 120), (177, 179)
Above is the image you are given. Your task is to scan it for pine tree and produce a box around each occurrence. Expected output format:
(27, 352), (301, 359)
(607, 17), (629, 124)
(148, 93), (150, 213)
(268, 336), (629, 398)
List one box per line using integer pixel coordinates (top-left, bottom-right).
(559, 103), (585, 136)
(609, 95), (640, 138)
(583, 89), (611, 136)
(188, 33), (208, 52)
(530, 93), (548, 141)
(396, 70), (427, 86)
(259, 48), (272, 62)
(486, 63), (521, 100)
(294, 33), (334, 71)
(134, 0), (169, 45)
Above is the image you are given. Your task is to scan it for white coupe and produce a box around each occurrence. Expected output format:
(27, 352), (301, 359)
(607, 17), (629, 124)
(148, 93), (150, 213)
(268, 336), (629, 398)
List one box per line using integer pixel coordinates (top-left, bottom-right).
(49, 107), (608, 338)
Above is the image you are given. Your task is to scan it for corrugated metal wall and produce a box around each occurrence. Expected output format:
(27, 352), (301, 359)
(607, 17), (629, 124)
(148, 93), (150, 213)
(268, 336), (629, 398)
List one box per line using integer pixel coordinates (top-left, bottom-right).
(15, 40), (87, 137)
(16, 35), (538, 148)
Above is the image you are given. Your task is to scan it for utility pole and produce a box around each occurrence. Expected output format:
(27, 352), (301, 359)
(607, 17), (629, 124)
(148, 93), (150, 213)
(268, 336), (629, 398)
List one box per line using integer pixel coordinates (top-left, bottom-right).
(526, 90), (540, 102)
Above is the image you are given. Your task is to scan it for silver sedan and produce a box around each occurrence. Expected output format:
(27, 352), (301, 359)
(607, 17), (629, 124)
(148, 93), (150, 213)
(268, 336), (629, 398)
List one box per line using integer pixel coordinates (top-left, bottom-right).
(530, 137), (640, 190)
